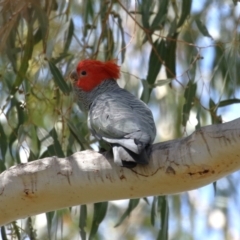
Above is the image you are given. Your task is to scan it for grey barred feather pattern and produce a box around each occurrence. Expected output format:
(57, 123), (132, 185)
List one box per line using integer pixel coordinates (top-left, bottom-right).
(74, 80), (118, 111)
(74, 79), (156, 168)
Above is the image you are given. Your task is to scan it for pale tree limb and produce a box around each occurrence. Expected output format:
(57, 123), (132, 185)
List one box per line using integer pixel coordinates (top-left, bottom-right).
(0, 118), (240, 226)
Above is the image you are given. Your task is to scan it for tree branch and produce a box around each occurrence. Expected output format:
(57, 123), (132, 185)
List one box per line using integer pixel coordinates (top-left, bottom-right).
(1, 118), (240, 225)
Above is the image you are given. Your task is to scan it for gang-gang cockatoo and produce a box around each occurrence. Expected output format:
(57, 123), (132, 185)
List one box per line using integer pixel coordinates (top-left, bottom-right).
(70, 59), (156, 168)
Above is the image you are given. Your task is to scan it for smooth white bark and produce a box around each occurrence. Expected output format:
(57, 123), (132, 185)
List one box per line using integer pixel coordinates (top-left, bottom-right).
(0, 118), (240, 226)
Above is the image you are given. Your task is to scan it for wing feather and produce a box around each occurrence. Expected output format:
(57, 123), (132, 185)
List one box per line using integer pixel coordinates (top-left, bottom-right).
(88, 88), (156, 147)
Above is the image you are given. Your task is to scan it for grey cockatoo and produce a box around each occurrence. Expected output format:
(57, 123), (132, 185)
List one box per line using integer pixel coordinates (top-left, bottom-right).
(70, 59), (156, 168)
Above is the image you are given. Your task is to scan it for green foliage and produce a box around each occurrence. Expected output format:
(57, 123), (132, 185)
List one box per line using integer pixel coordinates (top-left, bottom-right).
(177, 0), (192, 28)
(0, 0), (240, 239)
(141, 39), (166, 103)
(195, 18), (213, 39)
(182, 80), (197, 127)
(79, 205), (87, 240)
(89, 202), (108, 239)
(48, 60), (70, 95)
(114, 199), (140, 227)
(157, 196), (169, 240)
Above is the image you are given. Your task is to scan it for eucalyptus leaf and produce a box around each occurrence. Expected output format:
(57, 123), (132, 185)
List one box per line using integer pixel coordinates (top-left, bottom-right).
(182, 80), (197, 127)
(195, 18), (213, 39)
(89, 202), (108, 240)
(114, 199), (140, 227)
(48, 60), (70, 95)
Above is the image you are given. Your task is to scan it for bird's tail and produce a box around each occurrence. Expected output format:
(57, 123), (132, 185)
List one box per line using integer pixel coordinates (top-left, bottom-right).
(112, 144), (150, 168)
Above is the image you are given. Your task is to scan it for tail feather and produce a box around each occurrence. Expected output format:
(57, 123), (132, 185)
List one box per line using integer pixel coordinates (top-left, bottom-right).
(112, 144), (149, 168)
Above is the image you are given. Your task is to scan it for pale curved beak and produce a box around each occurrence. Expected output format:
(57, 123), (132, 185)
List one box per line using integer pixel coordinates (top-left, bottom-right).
(69, 70), (78, 82)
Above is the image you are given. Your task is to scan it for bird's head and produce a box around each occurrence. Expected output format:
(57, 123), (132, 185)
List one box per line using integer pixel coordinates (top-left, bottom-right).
(70, 59), (120, 92)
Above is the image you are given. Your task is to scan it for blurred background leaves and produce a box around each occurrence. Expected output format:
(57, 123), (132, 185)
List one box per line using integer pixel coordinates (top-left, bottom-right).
(0, 0), (240, 239)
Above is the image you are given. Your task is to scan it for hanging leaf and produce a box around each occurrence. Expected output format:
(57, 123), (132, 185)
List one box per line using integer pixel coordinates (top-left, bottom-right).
(105, 27), (114, 60)
(1, 226), (7, 240)
(33, 27), (43, 45)
(218, 98), (240, 107)
(12, 221), (21, 239)
(146, 39), (166, 85)
(157, 196), (169, 240)
(114, 199), (140, 227)
(140, 0), (152, 29)
(195, 103), (201, 130)
(168, 18), (178, 37)
(143, 197), (150, 204)
(140, 0), (154, 43)
(117, 15), (126, 63)
(209, 98), (222, 124)
(11, 21), (34, 95)
(182, 80), (197, 127)
(0, 123), (7, 162)
(165, 32), (178, 79)
(213, 182), (217, 196)
(6, 19), (19, 73)
(40, 128), (65, 158)
(177, 0), (192, 28)
(7, 98), (26, 162)
(141, 39), (167, 103)
(63, 19), (74, 53)
(141, 79), (150, 104)
(33, 5), (49, 51)
(195, 18), (213, 39)
(46, 211), (55, 237)
(89, 202), (108, 239)
(83, 0), (94, 37)
(151, 0), (169, 30)
(151, 196), (157, 226)
(67, 120), (88, 148)
(79, 205), (87, 240)
(48, 60), (70, 95)
(26, 217), (36, 239)
(0, 160), (6, 172)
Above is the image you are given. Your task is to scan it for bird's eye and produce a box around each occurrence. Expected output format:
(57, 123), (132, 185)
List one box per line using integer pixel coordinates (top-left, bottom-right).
(81, 70), (87, 76)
